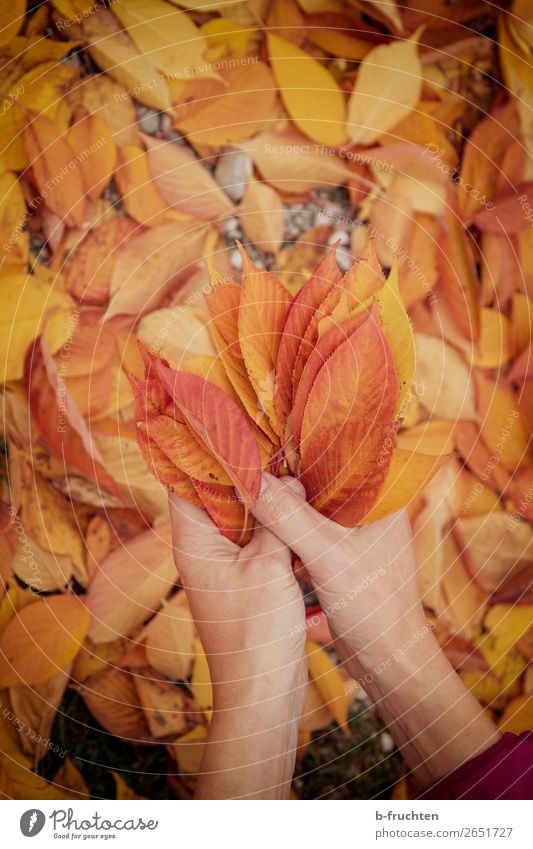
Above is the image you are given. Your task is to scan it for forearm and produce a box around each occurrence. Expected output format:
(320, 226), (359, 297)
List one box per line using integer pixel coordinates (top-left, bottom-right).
(343, 629), (500, 789)
(195, 673), (305, 799)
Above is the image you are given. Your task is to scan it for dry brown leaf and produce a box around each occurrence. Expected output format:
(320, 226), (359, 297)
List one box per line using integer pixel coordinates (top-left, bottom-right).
(76, 667), (153, 742)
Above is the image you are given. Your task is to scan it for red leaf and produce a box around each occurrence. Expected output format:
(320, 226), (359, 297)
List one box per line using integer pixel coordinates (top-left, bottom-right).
(156, 365), (262, 504)
(300, 312), (399, 524)
(275, 246), (341, 441)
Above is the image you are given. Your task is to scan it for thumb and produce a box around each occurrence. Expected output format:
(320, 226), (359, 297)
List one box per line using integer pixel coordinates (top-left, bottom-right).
(251, 473), (328, 565)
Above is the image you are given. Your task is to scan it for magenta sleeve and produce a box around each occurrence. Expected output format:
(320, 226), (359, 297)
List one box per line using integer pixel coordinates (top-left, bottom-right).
(418, 732), (533, 799)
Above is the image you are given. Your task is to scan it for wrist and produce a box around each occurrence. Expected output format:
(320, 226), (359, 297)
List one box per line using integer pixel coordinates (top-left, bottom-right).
(333, 619), (437, 691)
(211, 658), (307, 716)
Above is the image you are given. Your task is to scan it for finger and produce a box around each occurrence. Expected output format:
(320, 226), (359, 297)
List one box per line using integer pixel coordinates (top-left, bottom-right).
(240, 523), (292, 569)
(169, 493), (239, 571)
(250, 473), (333, 565)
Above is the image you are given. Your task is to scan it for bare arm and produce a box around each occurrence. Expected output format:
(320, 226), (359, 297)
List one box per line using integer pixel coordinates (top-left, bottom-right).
(252, 474), (500, 789)
(169, 494), (307, 799)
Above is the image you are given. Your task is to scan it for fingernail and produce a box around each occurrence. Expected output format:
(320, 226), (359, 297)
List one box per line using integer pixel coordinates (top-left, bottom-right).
(284, 477), (306, 497)
(259, 473), (271, 495)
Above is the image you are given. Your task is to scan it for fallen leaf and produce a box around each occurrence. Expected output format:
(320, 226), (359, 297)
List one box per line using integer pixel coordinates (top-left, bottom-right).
(0, 595), (89, 687)
(86, 522), (176, 644)
(267, 32), (347, 146)
(347, 33), (422, 145)
(306, 640), (348, 731)
(238, 179), (284, 254)
(143, 133), (235, 220)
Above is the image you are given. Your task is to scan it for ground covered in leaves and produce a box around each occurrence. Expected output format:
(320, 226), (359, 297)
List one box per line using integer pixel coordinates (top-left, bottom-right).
(0, 0), (532, 800)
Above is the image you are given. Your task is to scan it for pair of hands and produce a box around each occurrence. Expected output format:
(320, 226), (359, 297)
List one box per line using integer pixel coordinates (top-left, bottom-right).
(170, 472), (421, 720)
(170, 472), (499, 798)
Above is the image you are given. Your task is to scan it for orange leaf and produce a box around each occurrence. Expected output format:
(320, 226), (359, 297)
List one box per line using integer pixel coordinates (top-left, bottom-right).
(204, 282), (243, 359)
(25, 337), (122, 500)
(474, 372), (532, 471)
(156, 365), (262, 504)
(86, 523), (176, 644)
(76, 667), (153, 742)
(437, 200), (480, 342)
(145, 415), (232, 486)
(106, 220), (210, 319)
(66, 217), (139, 305)
(143, 133), (235, 221)
(275, 247), (341, 440)
(192, 480), (253, 546)
(25, 112), (87, 228)
(174, 61), (277, 147)
(238, 247), (293, 436)
(300, 311), (399, 524)
(115, 145), (172, 227)
(0, 595), (89, 687)
(292, 310), (370, 448)
(67, 112), (116, 202)
(238, 179), (284, 254)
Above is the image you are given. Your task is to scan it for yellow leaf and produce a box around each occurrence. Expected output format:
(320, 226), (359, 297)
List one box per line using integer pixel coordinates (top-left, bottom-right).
(191, 639), (212, 721)
(53, 759), (89, 799)
(167, 725), (207, 775)
(1, 274), (73, 382)
(67, 113), (116, 202)
(475, 373), (532, 470)
(170, 0), (248, 8)
(114, 0), (215, 82)
(510, 294), (533, 358)
(414, 334), (477, 421)
(499, 13), (533, 159)
(360, 0), (403, 33)
(363, 448), (451, 524)
(115, 145), (171, 226)
(0, 0), (26, 47)
(85, 8), (172, 112)
(347, 34), (422, 145)
(397, 420), (456, 456)
(499, 695), (533, 735)
(0, 585), (19, 636)
(306, 640), (349, 731)
(201, 17), (257, 57)
(238, 179), (284, 254)
(267, 33), (347, 146)
(143, 594), (195, 680)
(15, 62), (77, 129)
(375, 259), (415, 414)
(112, 771), (147, 800)
(473, 308), (511, 368)
(0, 595), (89, 687)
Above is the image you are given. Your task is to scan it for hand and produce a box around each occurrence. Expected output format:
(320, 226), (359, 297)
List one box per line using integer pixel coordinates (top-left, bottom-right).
(252, 474), (500, 788)
(251, 473), (424, 668)
(169, 492), (308, 798)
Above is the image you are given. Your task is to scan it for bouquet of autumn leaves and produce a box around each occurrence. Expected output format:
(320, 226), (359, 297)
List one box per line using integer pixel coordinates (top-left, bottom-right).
(132, 242), (448, 546)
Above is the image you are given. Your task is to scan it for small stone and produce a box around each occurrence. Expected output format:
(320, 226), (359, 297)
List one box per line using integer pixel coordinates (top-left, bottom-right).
(230, 248), (243, 269)
(214, 148), (253, 202)
(380, 732), (395, 753)
(329, 229), (350, 246)
(159, 113), (172, 135)
(137, 107), (161, 136)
